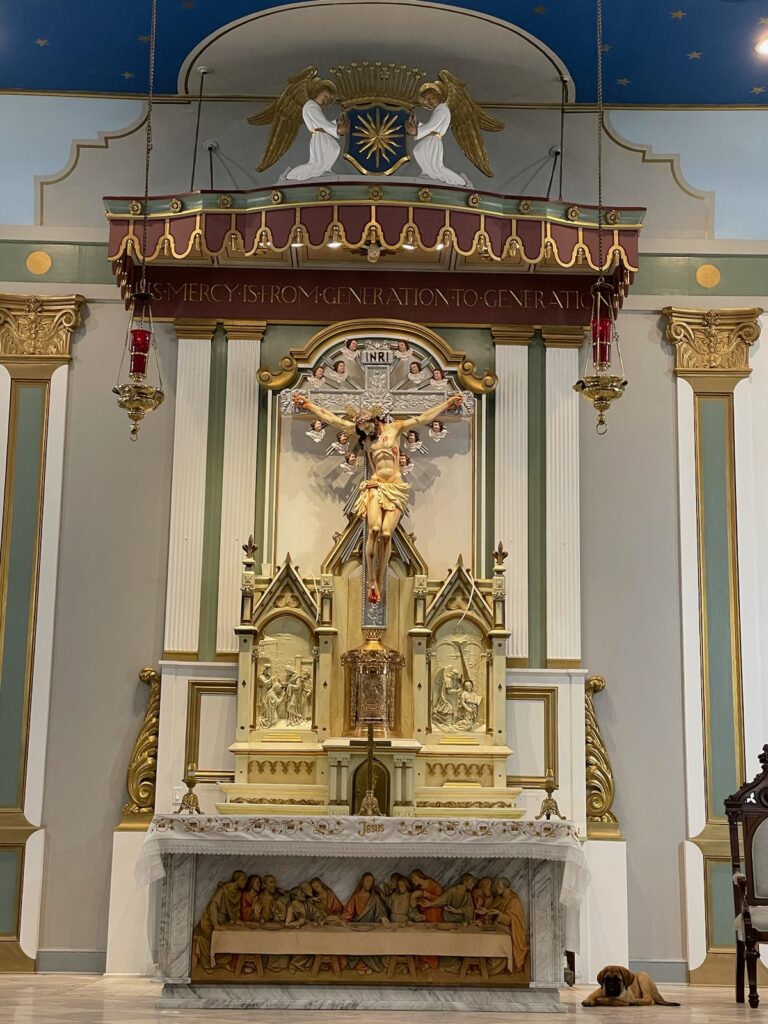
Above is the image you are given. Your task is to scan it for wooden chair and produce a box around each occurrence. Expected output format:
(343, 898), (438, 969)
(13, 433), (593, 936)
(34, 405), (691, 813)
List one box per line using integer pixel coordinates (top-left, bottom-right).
(725, 744), (768, 1008)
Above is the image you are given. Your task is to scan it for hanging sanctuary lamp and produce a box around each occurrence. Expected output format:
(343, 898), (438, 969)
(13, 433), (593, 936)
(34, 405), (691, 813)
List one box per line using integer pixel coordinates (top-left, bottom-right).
(573, 0), (627, 435)
(112, 0), (165, 441)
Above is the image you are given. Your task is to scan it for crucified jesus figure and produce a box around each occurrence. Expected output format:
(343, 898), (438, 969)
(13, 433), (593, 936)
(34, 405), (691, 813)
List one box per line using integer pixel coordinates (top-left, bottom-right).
(292, 391), (463, 604)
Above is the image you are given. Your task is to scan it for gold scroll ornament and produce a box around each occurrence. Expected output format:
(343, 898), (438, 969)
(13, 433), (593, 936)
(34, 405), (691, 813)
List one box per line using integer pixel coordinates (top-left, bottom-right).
(118, 667), (161, 830)
(585, 675), (622, 840)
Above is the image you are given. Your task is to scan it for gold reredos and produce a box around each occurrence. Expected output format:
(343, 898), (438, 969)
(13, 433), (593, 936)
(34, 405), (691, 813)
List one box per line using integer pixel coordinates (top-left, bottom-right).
(330, 61), (425, 110)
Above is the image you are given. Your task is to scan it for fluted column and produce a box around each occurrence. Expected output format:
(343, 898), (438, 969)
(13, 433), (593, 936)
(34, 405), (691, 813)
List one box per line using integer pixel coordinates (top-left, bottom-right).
(0, 293), (84, 972)
(163, 320), (216, 657)
(544, 330), (583, 666)
(492, 327), (531, 662)
(216, 322), (265, 654)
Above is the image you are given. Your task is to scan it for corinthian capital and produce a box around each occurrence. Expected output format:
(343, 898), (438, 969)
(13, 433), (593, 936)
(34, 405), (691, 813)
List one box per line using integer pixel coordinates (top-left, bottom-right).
(0, 293), (85, 365)
(661, 306), (763, 391)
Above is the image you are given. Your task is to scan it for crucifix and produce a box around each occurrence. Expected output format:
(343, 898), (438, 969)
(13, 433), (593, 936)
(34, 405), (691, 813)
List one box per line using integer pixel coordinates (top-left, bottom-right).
(283, 340), (472, 627)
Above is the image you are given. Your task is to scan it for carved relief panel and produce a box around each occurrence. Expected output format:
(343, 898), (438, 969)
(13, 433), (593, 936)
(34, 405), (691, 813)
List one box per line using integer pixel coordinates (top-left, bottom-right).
(429, 620), (488, 735)
(255, 615), (315, 730)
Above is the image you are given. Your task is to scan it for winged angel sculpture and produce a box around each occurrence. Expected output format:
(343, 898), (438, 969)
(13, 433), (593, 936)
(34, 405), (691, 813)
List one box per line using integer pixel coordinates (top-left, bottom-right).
(248, 65), (503, 185)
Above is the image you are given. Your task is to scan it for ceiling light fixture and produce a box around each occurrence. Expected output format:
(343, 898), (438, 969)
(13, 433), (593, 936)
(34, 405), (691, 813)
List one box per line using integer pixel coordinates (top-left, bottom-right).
(756, 37), (768, 55)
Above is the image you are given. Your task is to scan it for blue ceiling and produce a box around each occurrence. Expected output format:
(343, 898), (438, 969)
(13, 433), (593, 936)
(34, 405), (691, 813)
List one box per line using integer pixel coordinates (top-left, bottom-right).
(3, 0), (768, 104)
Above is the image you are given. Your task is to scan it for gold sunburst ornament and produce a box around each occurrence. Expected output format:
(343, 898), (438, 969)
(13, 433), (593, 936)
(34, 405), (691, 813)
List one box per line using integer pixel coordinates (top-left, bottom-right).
(353, 110), (402, 169)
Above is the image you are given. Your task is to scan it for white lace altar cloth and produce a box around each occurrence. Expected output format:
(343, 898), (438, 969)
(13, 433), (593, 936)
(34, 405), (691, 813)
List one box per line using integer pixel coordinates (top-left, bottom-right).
(136, 814), (588, 913)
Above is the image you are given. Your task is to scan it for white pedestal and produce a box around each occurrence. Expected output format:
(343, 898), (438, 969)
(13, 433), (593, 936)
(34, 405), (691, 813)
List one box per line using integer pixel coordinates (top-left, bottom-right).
(105, 831), (152, 975)
(578, 839), (629, 984)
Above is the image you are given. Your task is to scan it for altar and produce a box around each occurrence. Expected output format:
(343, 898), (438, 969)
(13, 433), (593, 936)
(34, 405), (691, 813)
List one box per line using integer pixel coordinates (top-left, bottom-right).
(140, 813), (587, 1011)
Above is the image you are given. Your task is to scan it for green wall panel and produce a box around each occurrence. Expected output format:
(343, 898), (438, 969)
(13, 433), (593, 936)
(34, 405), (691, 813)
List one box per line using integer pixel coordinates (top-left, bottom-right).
(528, 333), (546, 668)
(198, 331), (227, 660)
(709, 859), (736, 951)
(0, 384), (47, 809)
(697, 396), (741, 817)
(0, 848), (22, 937)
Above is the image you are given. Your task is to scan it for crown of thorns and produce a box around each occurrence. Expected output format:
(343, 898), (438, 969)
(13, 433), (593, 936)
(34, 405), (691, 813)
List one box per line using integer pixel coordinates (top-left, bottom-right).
(344, 403), (388, 421)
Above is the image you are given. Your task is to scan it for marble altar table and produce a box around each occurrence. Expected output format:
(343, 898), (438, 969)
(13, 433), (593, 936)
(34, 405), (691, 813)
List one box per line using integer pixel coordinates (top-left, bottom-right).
(139, 814), (588, 1012)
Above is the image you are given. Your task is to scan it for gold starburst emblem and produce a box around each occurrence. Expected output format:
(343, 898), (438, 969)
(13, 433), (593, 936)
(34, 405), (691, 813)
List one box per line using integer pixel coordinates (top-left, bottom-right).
(353, 110), (403, 169)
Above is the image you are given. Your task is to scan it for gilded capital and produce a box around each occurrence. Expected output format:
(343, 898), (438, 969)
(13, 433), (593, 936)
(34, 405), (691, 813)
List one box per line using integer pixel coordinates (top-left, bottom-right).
(0, 293), (85, 365)
(662, 306), (763, 391)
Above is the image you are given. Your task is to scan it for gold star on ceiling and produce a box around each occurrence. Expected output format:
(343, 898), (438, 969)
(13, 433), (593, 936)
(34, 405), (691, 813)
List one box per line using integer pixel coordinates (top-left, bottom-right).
(670, 10), (686, 19)
(533, 5), (546, 13)
(760, 18), (768, 26)
(121, 71), (135, 80)
(616, 78), (631, 87)
(182, 0), (195, 8)
(601, 43), (612, 53)
(751, 86), (765, 95)
(34, 38), (49, 47)
(687, 51), (703, 60)
(137, 34), (150, 43)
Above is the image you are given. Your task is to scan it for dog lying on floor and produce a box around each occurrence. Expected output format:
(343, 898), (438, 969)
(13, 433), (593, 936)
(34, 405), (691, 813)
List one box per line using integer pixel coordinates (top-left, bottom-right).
(582, 966), (681, 1007)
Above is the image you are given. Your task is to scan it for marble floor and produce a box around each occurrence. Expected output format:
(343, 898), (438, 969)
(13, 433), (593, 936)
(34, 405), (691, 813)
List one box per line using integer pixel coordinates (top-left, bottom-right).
(0, 976), (753, 1024)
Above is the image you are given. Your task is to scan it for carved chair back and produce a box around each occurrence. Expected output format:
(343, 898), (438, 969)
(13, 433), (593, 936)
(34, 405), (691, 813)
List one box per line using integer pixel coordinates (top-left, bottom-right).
(726, 745), (768, 916)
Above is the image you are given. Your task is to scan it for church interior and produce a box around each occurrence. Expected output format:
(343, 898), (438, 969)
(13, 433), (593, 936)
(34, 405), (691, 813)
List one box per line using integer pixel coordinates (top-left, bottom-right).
(2, 0), (768, 1020)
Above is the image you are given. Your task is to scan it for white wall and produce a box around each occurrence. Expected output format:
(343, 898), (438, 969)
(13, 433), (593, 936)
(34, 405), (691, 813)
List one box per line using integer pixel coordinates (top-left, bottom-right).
(580, 308), (687, 965)
(38, 305), (176, 954)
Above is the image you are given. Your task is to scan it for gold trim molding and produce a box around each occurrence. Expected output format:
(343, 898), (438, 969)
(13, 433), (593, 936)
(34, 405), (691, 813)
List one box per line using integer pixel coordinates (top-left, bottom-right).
(542, 326), (586, 349)
(222, 319), (267, 343)
(661, 306), (763, 392)
(505, 686), (558, 789)
(186, 679), (238, 783)
(0, 293), (84, 366)
(118, 667), (161, 831)
(491, 326), (536, 346)
(585, 675), (623, 839)
(173, 317), (218, 341)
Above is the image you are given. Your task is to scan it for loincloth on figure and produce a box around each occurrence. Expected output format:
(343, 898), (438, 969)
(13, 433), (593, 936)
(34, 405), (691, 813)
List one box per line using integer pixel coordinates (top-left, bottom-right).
(353, 478), (411, 518)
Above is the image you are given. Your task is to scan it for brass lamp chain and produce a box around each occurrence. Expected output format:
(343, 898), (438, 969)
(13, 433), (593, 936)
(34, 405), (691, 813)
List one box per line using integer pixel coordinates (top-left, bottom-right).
(139, 0), (158, 293)
(596, 0), (604, 275)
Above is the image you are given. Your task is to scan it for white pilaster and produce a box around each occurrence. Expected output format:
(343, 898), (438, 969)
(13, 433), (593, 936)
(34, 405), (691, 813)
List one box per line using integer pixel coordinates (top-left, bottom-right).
(20, 364), (68, 960)
(163, 329), (213, 654)
(25, 364), (68, 826)
(545, 345), (581, 662)
(493, 338), (528, 660)
(676, 378), (706, 838)
(216, 328), (264, 653)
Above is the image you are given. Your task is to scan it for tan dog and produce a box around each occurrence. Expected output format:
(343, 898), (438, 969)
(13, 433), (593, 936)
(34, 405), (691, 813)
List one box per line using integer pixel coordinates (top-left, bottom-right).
(582, 966), (680, 1007)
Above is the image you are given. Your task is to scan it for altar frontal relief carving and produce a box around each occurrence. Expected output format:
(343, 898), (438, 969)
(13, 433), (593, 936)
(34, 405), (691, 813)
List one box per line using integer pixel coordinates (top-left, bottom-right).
(191, 862), (528, 986)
